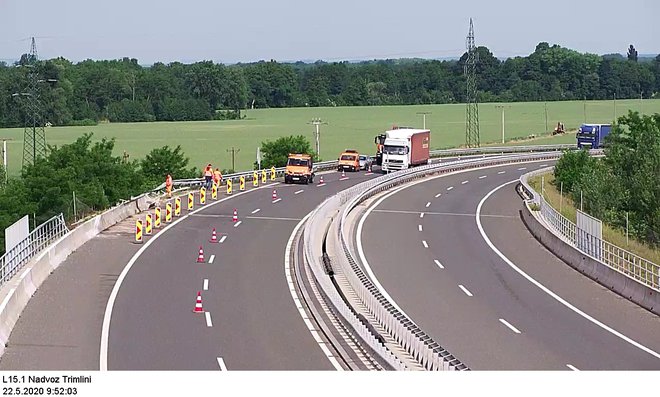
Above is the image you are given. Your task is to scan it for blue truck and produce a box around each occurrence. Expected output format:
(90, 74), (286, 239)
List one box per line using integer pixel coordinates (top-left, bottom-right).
(576, 124), (612, 149)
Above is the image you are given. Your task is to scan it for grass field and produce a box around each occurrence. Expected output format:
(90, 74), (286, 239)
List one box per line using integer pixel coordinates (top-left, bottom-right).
(1, 99), (658, 176)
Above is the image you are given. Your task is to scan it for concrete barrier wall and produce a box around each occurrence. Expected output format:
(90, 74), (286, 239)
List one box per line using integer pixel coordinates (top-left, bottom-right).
(0, 195), (152, 357)
(520, 204), (659, 315)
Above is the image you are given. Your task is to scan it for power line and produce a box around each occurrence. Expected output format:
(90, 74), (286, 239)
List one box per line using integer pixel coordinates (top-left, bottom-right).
(465, 18), (480, 148)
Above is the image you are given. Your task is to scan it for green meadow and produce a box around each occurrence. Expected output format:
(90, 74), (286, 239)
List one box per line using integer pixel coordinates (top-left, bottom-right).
(1, 99), (658, 175)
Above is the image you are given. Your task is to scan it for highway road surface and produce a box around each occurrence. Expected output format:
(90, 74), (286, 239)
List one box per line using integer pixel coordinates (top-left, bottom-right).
(357, 161), (660, 370)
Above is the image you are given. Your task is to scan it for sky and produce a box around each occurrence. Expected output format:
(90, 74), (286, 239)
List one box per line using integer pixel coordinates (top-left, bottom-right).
(0, 0), (658, 64)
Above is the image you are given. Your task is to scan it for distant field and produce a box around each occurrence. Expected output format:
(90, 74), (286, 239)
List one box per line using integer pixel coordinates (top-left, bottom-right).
(1, 99), (658, 176)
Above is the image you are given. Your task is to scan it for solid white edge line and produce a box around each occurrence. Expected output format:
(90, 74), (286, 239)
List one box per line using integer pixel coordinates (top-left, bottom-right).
(99, 182), (279, 371)
(477, 180), (660, 360)
(208, 254), (215, 264)
(205, 311), (213, 327)
(434, 260), (444, 269)
(285, 211), (343, 371)
(566, 364), (580, 371)
(203, 279), (209, 291)
(0, 288), (16, 313)
(219, 235), (227, 243)
(499, 318), (521, 334)
(233, 221), (242, 228)
(458, 285), (473, 297)
(251, 208), (261, 214)
(357, 185), (419, 325)
(422, 240), (429, 248)
(217, 357), (228, 370)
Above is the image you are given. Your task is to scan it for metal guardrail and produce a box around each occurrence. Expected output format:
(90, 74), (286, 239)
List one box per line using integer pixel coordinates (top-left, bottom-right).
(519, 169), (659, 292)
(305, 152), (566, 370)
(0, 214), (69, 286)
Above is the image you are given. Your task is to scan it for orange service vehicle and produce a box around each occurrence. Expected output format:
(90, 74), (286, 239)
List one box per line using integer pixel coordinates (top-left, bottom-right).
(337, 149), (360, 172)
(284, 153), (315, 184)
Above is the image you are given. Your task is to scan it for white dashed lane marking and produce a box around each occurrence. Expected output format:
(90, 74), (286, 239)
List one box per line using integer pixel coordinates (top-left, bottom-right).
(420, 212), (425, 218)
(447, 186), (454, 191)
(435, 193), (442, 198)
(203, 279), (209, 291)
(566, 364), (580, 371)
(219, 235), (227, 243)
(217, 357), (228, 371)
(208, 255), (215, 264)
(498, 171), (506, 174)
(459, 285), (473, 297)
(499, 318), (521, 334)
(461, 180), (469, 185)
(425, 202), (431, 208)
(251, 208), (261, 214)
(205, 312), (213, 327)
(233, 221), (242, 228)
(422, 240), (429, 248)
(479, 175), (487, 179)
(434, 260), (444, 269)
(294, 190), (304, 195)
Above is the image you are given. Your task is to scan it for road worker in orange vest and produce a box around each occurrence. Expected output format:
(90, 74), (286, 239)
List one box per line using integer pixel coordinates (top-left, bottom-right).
(165, 174), (173, 197)
(203, 163), (213, 190)
(213, 168), (223, 186)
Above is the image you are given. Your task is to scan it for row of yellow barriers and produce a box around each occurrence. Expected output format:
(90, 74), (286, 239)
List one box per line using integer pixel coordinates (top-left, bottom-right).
(136, 167), (277, 243)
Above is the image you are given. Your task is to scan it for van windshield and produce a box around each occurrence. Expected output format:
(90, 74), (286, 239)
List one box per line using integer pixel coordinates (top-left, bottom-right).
(340, 155), (357, 161)
(287, 158), (309, 167)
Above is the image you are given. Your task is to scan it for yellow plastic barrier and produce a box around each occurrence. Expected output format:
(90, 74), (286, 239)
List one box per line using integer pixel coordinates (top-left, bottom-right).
(135, 219), (143, 243)
(145, 213), (153, 235)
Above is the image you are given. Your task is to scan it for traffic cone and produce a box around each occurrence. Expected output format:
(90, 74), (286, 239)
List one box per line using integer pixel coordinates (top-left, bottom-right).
(340, 170), (347, 180)
(232, 209), (238, 222)
(272, 189), (278, 201)
(209, 228), (218, 243)
(318, 175), (324, 185)
(196, 246), (205, 263)
(193, 291), (204, 313)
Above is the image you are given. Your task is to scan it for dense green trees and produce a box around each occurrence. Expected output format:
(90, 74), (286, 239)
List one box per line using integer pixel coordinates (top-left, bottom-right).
(1, 43), (659, 127)
(553, 111), (660, 246)
(257, 135), (316, 169)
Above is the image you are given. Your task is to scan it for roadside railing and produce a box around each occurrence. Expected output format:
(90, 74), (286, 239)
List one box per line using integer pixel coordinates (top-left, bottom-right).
(519, 169), (659, 292)
(0, 214), (69, 286)
(304, 151), (565, 370)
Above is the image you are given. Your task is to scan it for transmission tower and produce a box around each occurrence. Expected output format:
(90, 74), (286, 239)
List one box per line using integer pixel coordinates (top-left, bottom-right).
(19, 38), (48, 169)
(465, 19), (480, 148)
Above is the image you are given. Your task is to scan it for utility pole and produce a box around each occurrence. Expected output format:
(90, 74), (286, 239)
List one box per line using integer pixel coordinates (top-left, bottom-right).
(307, 118), (327, 158)
(1, 138), (10, 183)
(583, 97), (587, 123)
(613, 92), (617, 122)
(465, 18), (480, 148)
(416, 112), (431, 129)
(544, 102), (548, 133)
(226, 147), (240, 172)
(495, 105), (510, 144)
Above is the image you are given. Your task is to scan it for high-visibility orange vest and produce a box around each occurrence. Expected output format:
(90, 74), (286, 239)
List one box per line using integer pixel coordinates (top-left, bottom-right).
(165, 175), (173, 187)
(213, 170), (222, 184)
(204, 166), (213, 177)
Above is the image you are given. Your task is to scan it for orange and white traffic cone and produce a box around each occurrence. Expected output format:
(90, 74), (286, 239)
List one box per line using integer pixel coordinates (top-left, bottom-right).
(193, 291), (204, 313)
(196, 246), (205, 263)
(232, 209), (238, 222)
(272, 189), (278, 201)
(318, 175), (325, 186)
(340, 170), (348, 180)
(209, 228), (218, 243)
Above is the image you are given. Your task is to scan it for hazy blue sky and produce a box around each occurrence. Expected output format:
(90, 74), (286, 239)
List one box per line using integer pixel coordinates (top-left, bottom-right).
(1, 0), (658, 64)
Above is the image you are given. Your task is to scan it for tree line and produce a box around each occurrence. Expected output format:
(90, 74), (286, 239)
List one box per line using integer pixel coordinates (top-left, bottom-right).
(553, 111), (660, 247)
(1, 43), (659, 127)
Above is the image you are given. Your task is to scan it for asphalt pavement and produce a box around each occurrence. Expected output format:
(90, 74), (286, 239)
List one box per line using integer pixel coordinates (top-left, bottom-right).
(357, 161), (660, 370)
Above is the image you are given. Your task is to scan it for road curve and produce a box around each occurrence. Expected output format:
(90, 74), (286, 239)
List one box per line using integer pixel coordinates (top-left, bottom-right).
(105, 170), (379, 370)
(357, 161), (660, 370)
